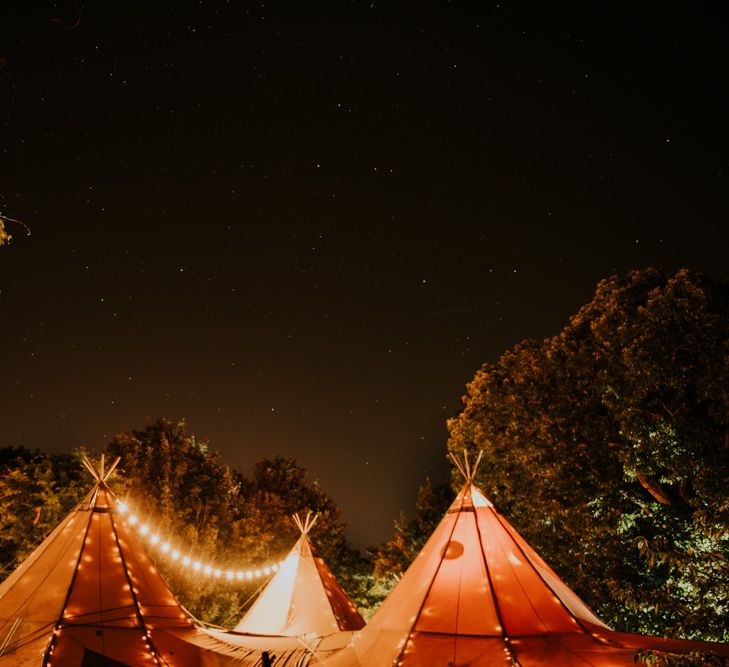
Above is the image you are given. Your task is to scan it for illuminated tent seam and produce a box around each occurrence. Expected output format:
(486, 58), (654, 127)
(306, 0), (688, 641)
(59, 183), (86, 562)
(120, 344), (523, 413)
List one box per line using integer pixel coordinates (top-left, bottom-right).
(43, 455), (126, 666)
(41, 497), (95, 667)
(388, 452), (521, 666)
(470, 497), (517, 663)
(487, 509), (625, 649)
(104, 506), (165, 665)
(115, 500), (285, 584)
(390, 498), (462, 665)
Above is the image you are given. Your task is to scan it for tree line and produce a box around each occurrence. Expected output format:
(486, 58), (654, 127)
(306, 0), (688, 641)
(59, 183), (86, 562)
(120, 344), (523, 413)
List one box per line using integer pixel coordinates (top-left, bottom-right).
(2, 267), (727, 641)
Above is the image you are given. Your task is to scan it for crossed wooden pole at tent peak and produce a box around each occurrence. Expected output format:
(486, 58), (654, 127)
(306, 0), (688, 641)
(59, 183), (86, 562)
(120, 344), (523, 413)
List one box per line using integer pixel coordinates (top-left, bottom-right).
(292, 511), (319, 535)
(449, 448), (483, 482)
(81, 453), (121, 483)
(80, 454), (121, 509)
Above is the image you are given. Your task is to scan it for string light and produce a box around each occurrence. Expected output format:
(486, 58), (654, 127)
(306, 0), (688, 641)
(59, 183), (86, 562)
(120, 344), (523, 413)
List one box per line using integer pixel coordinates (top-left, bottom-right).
(115, 499), (284, 583)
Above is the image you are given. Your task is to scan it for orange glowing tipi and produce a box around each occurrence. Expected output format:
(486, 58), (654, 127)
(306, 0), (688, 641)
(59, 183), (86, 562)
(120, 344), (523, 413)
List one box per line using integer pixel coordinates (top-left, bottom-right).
(0, 455), (229, 666)
(332, 451), (729, 666)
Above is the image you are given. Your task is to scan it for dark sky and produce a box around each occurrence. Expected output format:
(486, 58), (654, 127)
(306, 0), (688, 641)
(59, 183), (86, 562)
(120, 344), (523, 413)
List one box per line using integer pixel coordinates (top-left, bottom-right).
(1, 2), (727, 548)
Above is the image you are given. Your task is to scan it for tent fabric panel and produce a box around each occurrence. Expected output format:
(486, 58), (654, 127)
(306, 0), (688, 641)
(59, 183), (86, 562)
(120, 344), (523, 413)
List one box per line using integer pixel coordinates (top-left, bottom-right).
(312, 557), (365, 631)
(0, 488), (95, 596)
(348, 628), (411, 667)
(114, 534), (191, 626)
(0, 632), (50, 666)
(0, 505), (90, 633)
(233, 545), (300, 635)
(414, 509), (501, 636)
(63, 511), (139, 628)
(478, 507), (578, 636)
(496, 511), (609, 630)
(53, 626), (153, 666)
(81, 647), (133, 667)
(53, 625), (222, 667)
(150, 627), (230, 667)
(366, 503), (462, 634)
(509, 634), (638, 666)
(234, 539), (301, 634)
(284, 546), (341, 636)
(398, 633), (512, 667)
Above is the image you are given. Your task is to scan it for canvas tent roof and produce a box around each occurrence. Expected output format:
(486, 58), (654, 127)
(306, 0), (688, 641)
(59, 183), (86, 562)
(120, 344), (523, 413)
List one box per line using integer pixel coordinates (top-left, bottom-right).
(232, 512), (365, 638)
(330, 452), (729, 666)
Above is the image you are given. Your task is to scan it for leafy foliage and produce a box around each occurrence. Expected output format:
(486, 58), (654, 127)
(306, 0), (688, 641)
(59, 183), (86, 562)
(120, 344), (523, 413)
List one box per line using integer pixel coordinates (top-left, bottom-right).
(365, 478), (455, 615)
(635, 649), (727, 666)
(0, 219), (10, 246)
(105, 418), (371, 624)
(447, 268), (729, 640)
(0, 448), (88, 575)
(372, 478), (454, 580)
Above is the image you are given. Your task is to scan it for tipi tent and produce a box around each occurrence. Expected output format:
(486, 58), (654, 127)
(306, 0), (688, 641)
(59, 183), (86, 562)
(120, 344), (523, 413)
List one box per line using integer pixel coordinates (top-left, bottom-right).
(0, 456), (234, 666)
(332, 451), (729, 666)
(232, 512), (365, 638)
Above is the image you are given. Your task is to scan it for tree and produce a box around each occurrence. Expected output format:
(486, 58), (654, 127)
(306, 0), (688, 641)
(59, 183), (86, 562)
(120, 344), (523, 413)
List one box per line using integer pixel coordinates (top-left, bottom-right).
(447, 268), (729, 640)
(232, 456), (346, 564)
(0, 214), (30, 247)
(364, 478), (455, 615)
(105, 418), (245, 623)
(232, 456), (372, 613)
(0, 447), (88, 576)
(372, 477), (454, 580)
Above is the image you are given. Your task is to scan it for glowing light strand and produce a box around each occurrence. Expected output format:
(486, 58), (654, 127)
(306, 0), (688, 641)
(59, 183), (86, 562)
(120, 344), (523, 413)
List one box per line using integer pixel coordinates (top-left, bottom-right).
(115, 500), (283, 583)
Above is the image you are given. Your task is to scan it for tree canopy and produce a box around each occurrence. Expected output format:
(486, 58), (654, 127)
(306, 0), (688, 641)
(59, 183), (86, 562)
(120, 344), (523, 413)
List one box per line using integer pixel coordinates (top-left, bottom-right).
(447, 268), (729, 641)
(0, 448), (87, 577)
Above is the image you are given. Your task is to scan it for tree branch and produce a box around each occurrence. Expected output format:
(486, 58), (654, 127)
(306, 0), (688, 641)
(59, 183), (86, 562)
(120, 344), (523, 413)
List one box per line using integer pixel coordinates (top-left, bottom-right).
(636, 473), (672, 505)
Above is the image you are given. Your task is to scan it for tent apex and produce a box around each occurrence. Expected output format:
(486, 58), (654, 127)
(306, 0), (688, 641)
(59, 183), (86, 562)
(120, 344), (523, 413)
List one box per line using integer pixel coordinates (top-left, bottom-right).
(292, 511), (319, 535)
(449, 448), (483, 482)
(81, 454), (121, 483)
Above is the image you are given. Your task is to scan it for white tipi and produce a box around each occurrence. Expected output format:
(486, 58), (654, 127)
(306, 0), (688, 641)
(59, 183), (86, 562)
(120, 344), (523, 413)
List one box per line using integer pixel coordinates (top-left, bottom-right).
(232, 512), (365, 638)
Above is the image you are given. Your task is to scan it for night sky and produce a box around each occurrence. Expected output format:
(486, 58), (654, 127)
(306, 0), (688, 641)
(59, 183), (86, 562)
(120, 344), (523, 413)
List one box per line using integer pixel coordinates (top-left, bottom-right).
(1, 2), (727, 548)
